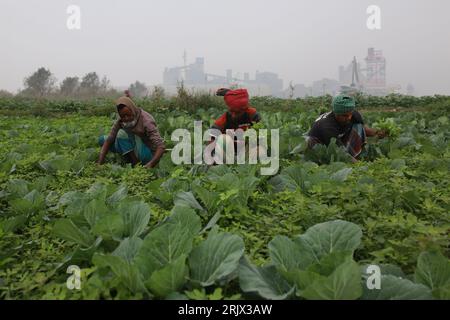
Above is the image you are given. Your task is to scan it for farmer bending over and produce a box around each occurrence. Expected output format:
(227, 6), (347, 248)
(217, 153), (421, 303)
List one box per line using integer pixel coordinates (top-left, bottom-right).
(97, 92), (165, 168)
(307, 94), (386, 161)
(211, 88), (261, 137)
(209, 88), (261, 161)
(208, 88), (262, 157)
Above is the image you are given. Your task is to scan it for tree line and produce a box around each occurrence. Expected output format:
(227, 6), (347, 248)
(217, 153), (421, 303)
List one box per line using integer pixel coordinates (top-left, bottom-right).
(0, 67), (159, 99)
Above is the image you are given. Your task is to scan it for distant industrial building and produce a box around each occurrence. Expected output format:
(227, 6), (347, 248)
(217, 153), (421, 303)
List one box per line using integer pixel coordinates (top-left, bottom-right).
(290, 83), (309, 98)
(339, 60), (365, 86)
(158, 48), (398, 98)
(162, 55), (284, 97)
(311, 78), (340, 96)
(364, 47), (387, 94)
(283, 78), (340, 98)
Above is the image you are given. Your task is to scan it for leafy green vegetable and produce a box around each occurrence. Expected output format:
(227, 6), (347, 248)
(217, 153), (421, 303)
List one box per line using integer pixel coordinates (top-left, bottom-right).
(362, 275), (433, 300)
(189, 232), (245, 286)
(135, 207), (200, 280)
(145, 255), (188, 297)
(299, 260), (362, 300)
(294, 220), (362, 264)
(117, 201), (151, 238)
(239, 258), (295, 300)
(53, 219), (95, 248)
(1, 97), (449, 300)
(414, 250), (450, 299)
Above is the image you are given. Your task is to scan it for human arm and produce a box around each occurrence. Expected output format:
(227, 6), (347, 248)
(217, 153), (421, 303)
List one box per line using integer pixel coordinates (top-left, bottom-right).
(306, 121), (324, 149)
(143, 145), (165, 168)
(207, 113), (226, 145)
(142, 116), (166, 169)
(249, 108), (261, 124)
(97, 121), (120, 165)
(97, 138), (112, 165)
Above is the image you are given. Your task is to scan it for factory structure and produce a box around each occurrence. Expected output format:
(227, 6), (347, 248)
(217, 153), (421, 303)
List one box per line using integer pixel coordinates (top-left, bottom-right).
(282, 48), (397, 98)
(162, 53), (284, 97)
(157, 48), (400, 98)
(338, 47), (400, 96)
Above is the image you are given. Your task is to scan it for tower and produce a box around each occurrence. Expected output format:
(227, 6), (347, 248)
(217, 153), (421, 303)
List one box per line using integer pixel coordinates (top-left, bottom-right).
(365, 48), (386, 88)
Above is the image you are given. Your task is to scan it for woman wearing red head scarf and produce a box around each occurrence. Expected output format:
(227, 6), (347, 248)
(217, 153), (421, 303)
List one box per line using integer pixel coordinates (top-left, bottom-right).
(211, 88), (261, 134)
(207, 88), (262, 162)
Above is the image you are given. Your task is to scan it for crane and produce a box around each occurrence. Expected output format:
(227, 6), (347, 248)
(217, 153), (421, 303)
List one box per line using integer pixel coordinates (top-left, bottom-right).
(341, 56), (363, 96)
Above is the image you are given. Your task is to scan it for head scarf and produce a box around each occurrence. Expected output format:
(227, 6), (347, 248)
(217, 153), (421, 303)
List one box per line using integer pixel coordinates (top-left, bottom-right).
(116, 96), (141, 128)
(332, 95), (356, 115)
(224, 89), (249, 113)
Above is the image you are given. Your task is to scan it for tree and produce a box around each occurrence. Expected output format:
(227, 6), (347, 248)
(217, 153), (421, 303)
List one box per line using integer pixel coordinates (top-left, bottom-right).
(150, 85), (165, 100)
(100, 76), (111, 93)
(80, 72), (100, 95)
(60, 77), (79, 96)
(23, 67), (56, 97)
(0, 90), (14, 98)
(128, 81), (148, 98)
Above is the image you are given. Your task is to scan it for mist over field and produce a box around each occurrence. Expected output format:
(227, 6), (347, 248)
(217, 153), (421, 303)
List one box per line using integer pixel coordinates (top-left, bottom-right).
(1, 0), (449, 96)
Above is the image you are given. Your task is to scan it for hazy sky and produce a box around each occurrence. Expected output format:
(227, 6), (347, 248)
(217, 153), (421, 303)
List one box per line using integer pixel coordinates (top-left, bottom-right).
(1, 0), (449, 95)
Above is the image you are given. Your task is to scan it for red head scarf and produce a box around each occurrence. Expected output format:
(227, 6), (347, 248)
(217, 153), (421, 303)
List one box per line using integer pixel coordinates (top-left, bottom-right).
(224, 89), (249, 113)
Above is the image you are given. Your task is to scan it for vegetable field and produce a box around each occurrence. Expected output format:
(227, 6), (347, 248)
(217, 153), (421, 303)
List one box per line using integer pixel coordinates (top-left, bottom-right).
(0, 96), (449, 300)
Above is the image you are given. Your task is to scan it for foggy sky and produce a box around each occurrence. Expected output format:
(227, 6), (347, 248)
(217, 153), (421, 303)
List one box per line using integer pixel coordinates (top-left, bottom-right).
(1, 0), (449, 96)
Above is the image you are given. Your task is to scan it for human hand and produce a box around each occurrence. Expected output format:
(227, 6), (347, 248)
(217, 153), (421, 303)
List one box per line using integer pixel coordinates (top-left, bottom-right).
(376, 130), (387, 138)
(144, 162), (153, 169)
